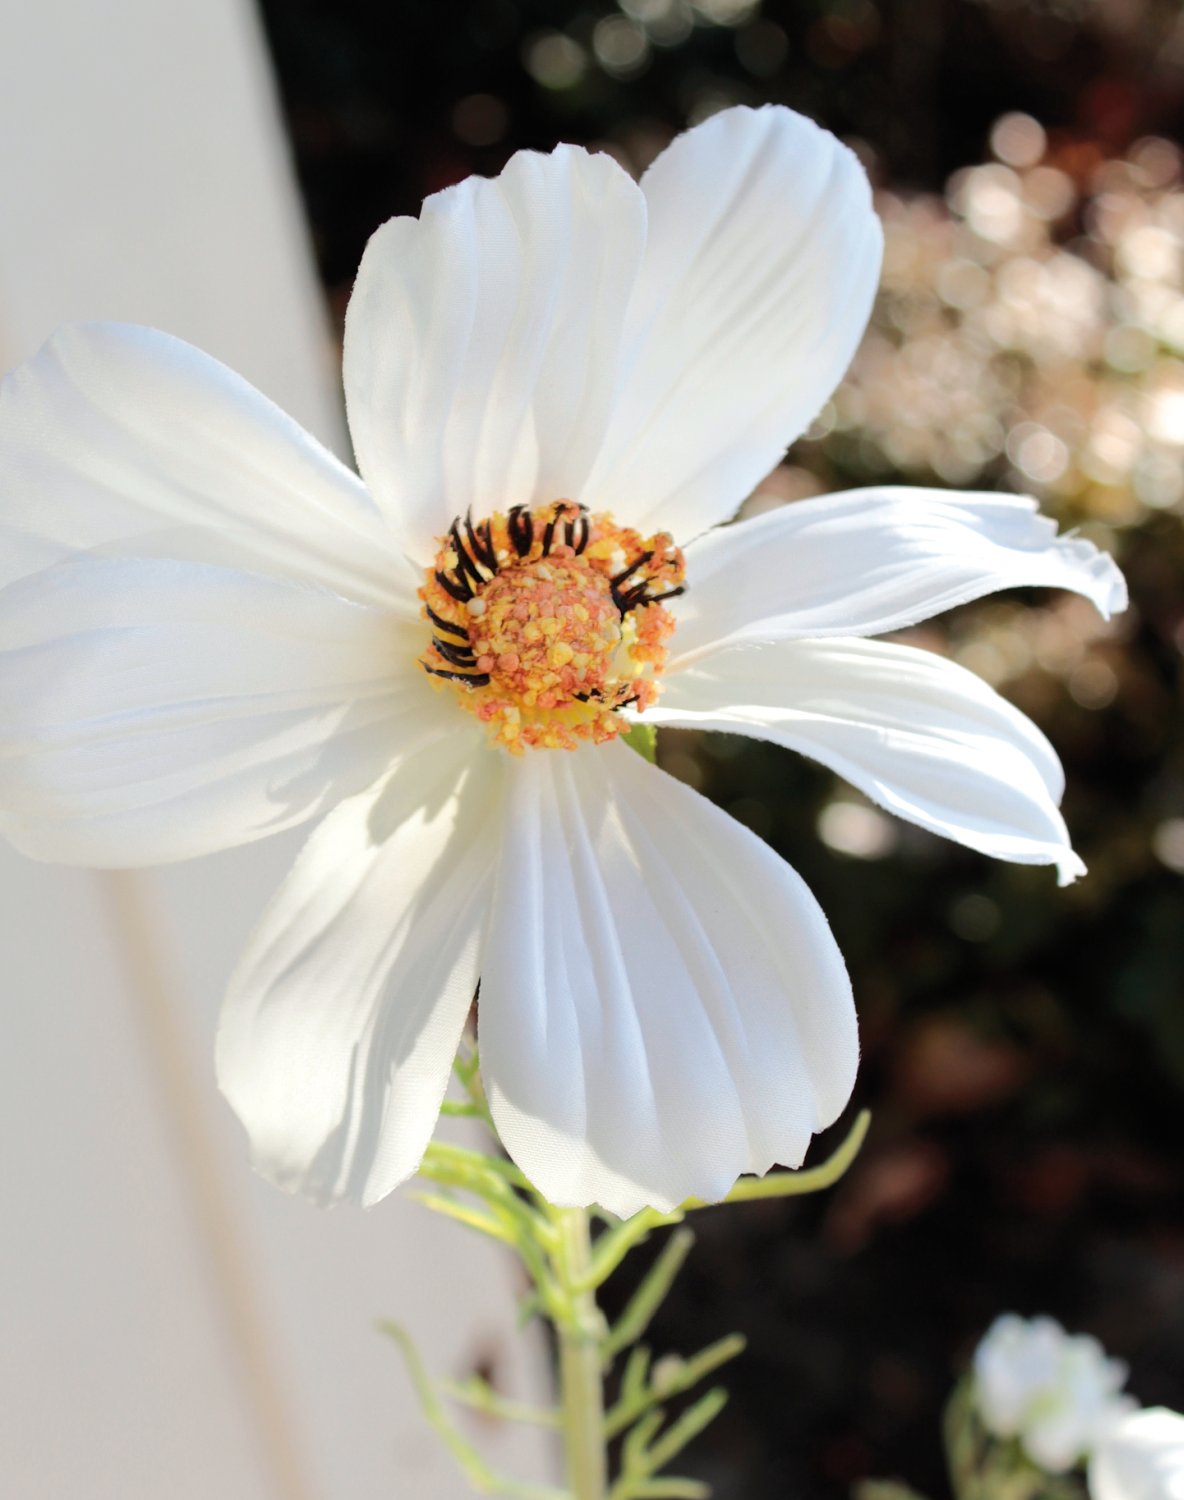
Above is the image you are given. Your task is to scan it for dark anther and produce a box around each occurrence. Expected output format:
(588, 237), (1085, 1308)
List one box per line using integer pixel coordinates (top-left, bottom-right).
(646, 586), (686, 604)
(435, 568), (473, 603)
(563, 508), (591, 554)
(613, 583), (649, 614)
(508, 505), (533, 557)
(541, 511), (560, 556)
(426, 605), (469, 641)
(424, 665), (491, 686)
(464, 511), (498, 573)
(449, 521), (486, 592)
(432, 637), (478, 668)
(616, 692), (640, 710)
(611, 550), (654, 588)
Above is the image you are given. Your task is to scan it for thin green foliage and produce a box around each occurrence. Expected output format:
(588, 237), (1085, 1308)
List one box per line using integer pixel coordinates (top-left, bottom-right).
(379, 1320), (568, 1499)
(603, 1228), (696, 1361)
(387, 1039), (870, 1498)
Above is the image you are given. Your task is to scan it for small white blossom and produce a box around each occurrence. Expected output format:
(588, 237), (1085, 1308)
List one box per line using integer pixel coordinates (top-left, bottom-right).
(1091, 1408), (1184, 1500)
(974, 1314), (1136, 1472)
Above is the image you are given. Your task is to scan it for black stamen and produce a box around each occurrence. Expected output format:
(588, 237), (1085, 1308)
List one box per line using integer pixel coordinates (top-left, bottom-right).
(562, 509), (591, 554)
(645, 586), (686, 604)
(426, 605), (469, 641)
(464, 511), (498, 573)
(449, 521), (486, 592)
(435, 568), (473, 603)
(432, 637), (477, 668)
(541, 512), (560, 555)
(613, 583), (649, 614)
(508, 505), (533, 557)
(424, 665), (491, 686)
(611, 550), (653, 588)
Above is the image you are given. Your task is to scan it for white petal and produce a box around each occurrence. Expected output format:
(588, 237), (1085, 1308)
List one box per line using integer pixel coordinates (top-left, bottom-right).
(1090, 1408), (1184, 1500)
(0, 557), (437, 866)
(216, 733), (501, 1207)
(0, 323), (404, 607)
(479, 740), (857, 1217)
(651, 637), (1086, 884)
(672, 487), (1128, 665)
(343, 146), (646, 560)
(581, 105), (882, 542)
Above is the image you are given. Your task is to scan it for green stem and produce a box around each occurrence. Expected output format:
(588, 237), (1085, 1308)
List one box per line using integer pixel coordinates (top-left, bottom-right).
(552, 1208), (609, 1500)
(406, 1044), (873, 1499)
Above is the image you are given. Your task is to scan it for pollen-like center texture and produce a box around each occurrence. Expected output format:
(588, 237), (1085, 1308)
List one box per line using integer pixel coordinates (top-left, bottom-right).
(419, 501), (686, 752)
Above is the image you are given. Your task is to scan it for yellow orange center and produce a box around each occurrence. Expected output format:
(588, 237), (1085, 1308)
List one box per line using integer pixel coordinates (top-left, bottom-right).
(473, 555), (622, 706)
(418, 501), (685, 752)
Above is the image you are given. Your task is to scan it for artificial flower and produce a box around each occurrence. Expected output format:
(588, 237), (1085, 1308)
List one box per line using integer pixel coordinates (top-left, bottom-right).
(974, 1314), (1136, 1472)
(1090, 1407), (1184, 1500)
(0, 106), (1125, 1216)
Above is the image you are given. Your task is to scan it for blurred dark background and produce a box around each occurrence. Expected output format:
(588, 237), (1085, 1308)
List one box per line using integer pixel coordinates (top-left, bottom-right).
(256, 2), (1184, 1495)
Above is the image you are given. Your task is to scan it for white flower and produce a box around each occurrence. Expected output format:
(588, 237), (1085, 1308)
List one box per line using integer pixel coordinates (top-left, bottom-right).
(1091, 1408), (1184, 1500)
(974, 1314), (1136, 1472)
(0, 107), (1126, 1217)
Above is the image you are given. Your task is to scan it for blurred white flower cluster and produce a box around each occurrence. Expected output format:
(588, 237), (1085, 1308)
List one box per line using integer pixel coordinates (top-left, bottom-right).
(973, 1313), (1136, 1471)
(972, 1315), (1184, 1500)
(1091, 1407), (1184, 1500)
(866, 1317), (1183, 1500)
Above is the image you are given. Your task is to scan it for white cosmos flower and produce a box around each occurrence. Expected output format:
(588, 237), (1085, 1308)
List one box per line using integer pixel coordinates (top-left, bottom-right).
(0, 106), (1125, 1217)
(974, 1314), (1136, 1472)
(1091, 1408), (1184, 1500)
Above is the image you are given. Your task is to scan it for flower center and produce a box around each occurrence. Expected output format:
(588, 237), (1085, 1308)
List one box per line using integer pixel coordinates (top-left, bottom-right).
(419, 501), (686, 752)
